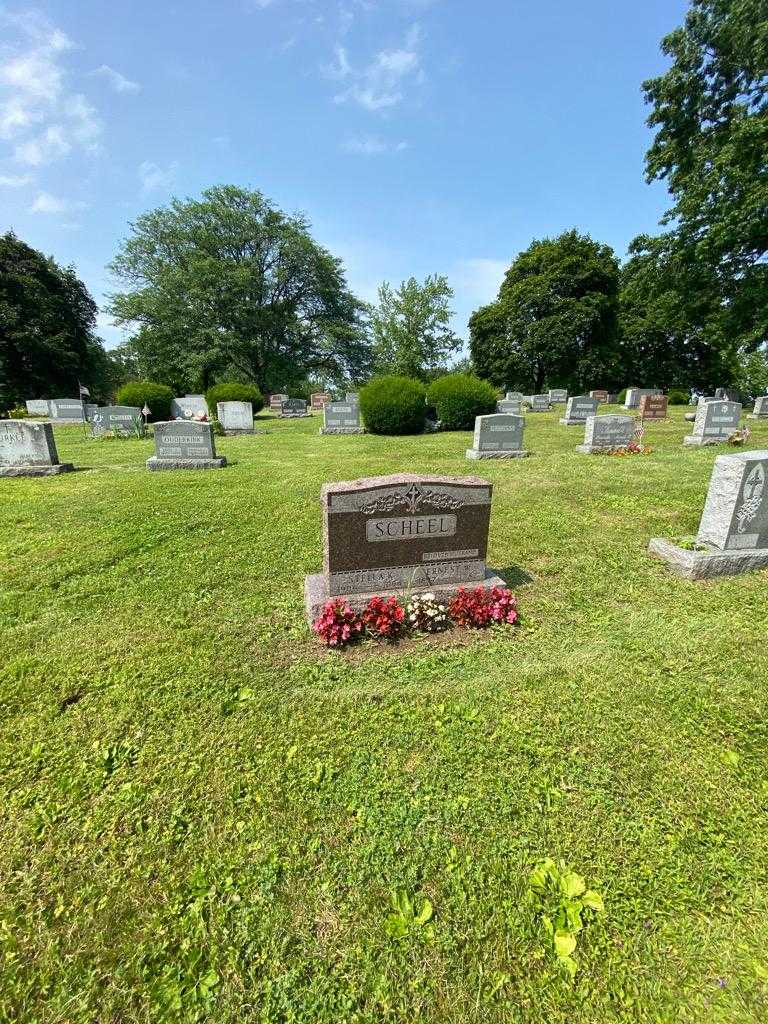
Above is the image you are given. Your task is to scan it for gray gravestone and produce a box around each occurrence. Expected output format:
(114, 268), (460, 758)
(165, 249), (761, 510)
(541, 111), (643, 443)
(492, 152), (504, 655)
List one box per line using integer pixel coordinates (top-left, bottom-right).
(170, 395), (208, 419)
(748, 396), (768, 419)
(715, 387), (740, 403)
(304, 473), (505, 622)
(683, 400), (741, 446)
(577, 414), (635, 454)
(147, 420), (226, 470)
(281, 398), (310, 418)
(505, 391), (525, 401)
(217, 401), (253, 433)
(25, 399), (50, 416)
(320, 401), (363, 435)
(497, 399), (522, 415)
(50, 398), (84, 420)
(466, 413), (528, 459)
(346, 392), (359, 404)
(0, 420), (74, 476)
(84, 403), (98, 421)
(649, 450), (768, 579)
(91, 406), (143, 436)
(549, 389), (568, 403)
(529, 394), (551, 412)
(560, 395), (599, 425)
(624, 388), (661, 409)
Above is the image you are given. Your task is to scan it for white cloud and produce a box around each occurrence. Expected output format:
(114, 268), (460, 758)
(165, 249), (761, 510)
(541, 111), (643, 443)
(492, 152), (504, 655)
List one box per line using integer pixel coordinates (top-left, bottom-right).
(138, 159), (178, 194)
(0, 13), (102, 165)
(451, 258), (508, 305)
(92, 64), (140, 94)
(0, 173), (31, 187)
(342, 135), (408, 155)
(28, 190), (86, 214)
(332, 24), (424, 112)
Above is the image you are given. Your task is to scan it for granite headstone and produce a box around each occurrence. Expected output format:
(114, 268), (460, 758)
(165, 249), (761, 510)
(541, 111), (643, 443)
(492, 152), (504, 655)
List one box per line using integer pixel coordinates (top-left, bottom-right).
(529, 394), (551, 412)
(91, 406), (143, 436)
(639, 394), (669, 421)
(624, 388), (662, 409)
(466, 413), (528, 459)
(683, 400), (741, 446)
(748, 396), (768, 419)
(497, 399), (522, 415)
(50, 398), (84, 420)
(560, 395), (599, 425)
(310, 392), (331, 412)
(548, 389), (568, 404)
(217, 401), (254, 433)
(147, 420), (226, 470)
(0, 420), (73, 476)
(320, 401), (364, 435)
(170, 395), (208, 419)
(281, 398), (310, 418)
(577, 414), (635, 454)
(25, 399), (50, 416)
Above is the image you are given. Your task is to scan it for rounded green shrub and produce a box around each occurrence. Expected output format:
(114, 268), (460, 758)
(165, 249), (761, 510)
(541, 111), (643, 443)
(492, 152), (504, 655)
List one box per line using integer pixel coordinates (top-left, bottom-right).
(115, 381), (173, 421)
(205, 382), (264, 415)
(426, 374), (498, 430)
(359, 376), (426, 435)
(667, 388), (690, 405)
(616, 388), (628, 405)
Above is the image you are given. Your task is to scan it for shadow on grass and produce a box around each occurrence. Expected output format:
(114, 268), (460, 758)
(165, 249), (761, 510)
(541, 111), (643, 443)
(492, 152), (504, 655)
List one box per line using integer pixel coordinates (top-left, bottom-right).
(494, 564), (535, 587)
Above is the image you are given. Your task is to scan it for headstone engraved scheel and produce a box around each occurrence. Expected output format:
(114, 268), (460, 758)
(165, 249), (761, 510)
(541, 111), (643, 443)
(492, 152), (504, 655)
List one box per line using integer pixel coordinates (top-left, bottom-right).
(91, 406), (143, 436)
(146, 420), (226, 471)
(748, 396), (768, 419)
(528, 394), (551, 412)
(170, 394), (208, 419)
(49, 398), (84, 420)
(715, 387), (740, 403)
(589, 389), (609, 403)
(576, 414), (635, 454)
(549, 388), (568, 404)
(304, 473), (506, 622)
(310, 392), (331, 412)
(217, 401), (254, 434)
(497, 399), (522, 415)
(560, 395), (599, 425)
(320, 401), (364, 435)
(683, 400), (741, 446)
(281, 398), (310, 418)
(639, 394), (669, 421)
(466, 413), (529, 459)
(0, 420), (74, 476)
(624, 388), (662, 409)
(649, 450), (768, 579)
(25, 399), (50, 416)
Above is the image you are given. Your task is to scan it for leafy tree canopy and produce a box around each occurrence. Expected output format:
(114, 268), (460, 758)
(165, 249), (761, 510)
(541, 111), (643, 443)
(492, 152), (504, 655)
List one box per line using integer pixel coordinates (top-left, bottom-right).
(371, 275), (461, 380)
(469, 230), (621, 393)
(108, 185), (372, 394)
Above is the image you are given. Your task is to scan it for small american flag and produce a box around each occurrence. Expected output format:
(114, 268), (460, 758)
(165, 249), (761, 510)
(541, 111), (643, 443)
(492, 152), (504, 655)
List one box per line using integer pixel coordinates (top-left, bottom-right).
(78, 382), (90, 397)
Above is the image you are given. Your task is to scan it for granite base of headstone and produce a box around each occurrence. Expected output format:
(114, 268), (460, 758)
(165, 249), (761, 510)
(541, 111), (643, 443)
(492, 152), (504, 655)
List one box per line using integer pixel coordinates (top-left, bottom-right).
(147, 421), (226, 470)
(466, 413), (529, 459)
(304, 473), (507, 623)
(747, 396), (768, 420)
(320, 401), (364, 434)
(649, 450), (768, 579)
(576, 414), (635, 453)
(683, 400), (741, 446)
(217, 401), (254, 434)
(0, 421), (74, 476)
(560, 395), (599, 425)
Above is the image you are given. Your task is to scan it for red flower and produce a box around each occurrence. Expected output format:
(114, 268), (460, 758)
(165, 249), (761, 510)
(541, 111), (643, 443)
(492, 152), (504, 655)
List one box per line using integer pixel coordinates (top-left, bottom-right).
(312, 599), (364, 647)
(449, 586), (519, 628)
(362, 595), (405, 639)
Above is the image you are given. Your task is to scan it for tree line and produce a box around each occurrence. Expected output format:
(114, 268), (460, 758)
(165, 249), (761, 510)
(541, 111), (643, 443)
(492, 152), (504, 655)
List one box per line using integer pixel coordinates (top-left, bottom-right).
(2, 0), (766, 410)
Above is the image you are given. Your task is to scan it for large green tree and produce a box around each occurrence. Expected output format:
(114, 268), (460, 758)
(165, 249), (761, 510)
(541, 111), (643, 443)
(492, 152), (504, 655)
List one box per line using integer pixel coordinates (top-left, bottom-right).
(469, 230), (621, 392)
(0, 232), (109, 409)
(108, 185), (371, 394)
(641, 0), (768, 357)
(371, 275), (461, 379)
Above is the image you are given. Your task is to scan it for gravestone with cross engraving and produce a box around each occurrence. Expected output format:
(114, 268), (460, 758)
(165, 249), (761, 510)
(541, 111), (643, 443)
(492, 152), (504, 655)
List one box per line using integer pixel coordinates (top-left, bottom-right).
(560, 395), (599, 425)
(320, 400), (364, 434)
(683, 400), (741, 446)
(147, 420), (226, 470)
(649, 450), (768, 578)
(304, 473), (505, 622)
(466, 413), (528, 459)
(0, 420), (74, 476)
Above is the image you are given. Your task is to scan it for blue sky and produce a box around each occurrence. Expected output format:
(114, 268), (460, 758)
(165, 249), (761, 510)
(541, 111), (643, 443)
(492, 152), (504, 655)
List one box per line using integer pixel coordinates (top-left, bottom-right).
(0, 0), (688, 350)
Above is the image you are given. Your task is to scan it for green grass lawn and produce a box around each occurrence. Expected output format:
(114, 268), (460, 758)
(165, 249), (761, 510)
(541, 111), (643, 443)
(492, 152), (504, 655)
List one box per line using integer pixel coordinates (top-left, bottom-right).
(2, 406), (768, 1023)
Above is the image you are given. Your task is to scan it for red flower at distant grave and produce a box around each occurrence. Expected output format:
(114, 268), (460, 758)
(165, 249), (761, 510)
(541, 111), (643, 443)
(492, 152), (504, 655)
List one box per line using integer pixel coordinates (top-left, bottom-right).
(312, 599), (364, 647)
(362, 595), (406, 639)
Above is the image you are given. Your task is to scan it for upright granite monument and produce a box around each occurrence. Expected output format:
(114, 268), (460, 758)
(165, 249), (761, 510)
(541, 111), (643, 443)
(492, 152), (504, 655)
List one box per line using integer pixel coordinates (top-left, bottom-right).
(589, 389), (609, 403)
(320, 401), (364, 434)
(560, 395), (599, 425)
(49, 399), (85, 421)
(577, 414), (635, 454)
(748, 396), (768, 420)
(497, 398), (522, 415)
(91, 406), (143, 436)
(548, 388), (568, 404)
(269, 393), (288, 413)
(217, 401), (254, 434)
(683, 400), (741, 446)
(281, 398), (310, 418)
(466, 414), (528, 459)
(505, 391), (525, 401)
(147, 421), (226, 471)
(25, 399), (50, 416)
(715, 387), (740, 403)
(624, 388), (662, 410)
(170, 395), (208, 419)
(639, 394), (668, 421)
(649, 450), (768, 578)
(304, 473), (505, 622)
(528, 394), (551, 412)
(310, 392), (331, 412)
(0, 421), (74, 476)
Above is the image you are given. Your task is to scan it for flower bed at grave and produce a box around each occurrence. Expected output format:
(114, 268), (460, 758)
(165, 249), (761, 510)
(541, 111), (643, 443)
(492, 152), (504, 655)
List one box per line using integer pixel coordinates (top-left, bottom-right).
(312, 587), (519, 647)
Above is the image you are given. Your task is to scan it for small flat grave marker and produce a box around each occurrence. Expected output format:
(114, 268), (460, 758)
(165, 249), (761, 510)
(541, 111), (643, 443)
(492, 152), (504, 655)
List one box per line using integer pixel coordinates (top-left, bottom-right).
(649, 450), (768, 578)
(0, 420), (74, 476)
(320, 401), (363, 435)
(683, 400), (741, 446)
(304, 473), (506, 621)
(560, 395), (599, 425)
(217, 401), (253, 434)
(147, 420), (226, 471)
(467, 413), (529, 460)
(577, 414), (635, 454)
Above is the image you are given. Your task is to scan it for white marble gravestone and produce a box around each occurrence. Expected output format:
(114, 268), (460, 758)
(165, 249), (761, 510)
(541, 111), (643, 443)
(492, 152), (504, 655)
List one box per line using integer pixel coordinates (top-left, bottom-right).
(466, 413), (529, 459)
(576, 414), (635, 454)
(683, 400), (741, 446)
(25, 399), (50, 416)
(0, 421), (74, 476)
(624, 388), (662, 410)
(560, 395), (599, 425)
(170, 395), (208, 419)
(217, 401), (254, 433)
(649, 450), (768, 578)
